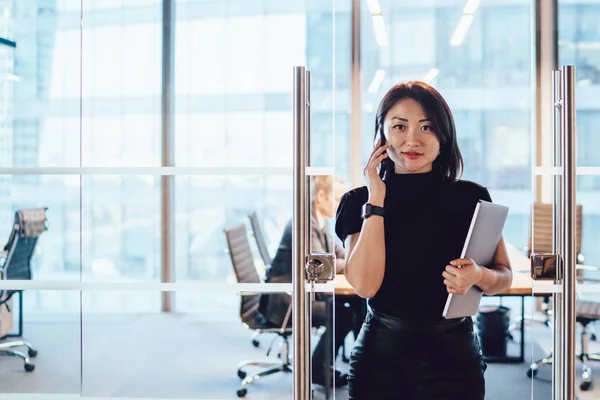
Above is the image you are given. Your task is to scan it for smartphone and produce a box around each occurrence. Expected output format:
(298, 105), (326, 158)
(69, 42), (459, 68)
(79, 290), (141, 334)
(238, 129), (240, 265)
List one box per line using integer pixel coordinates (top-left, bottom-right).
(377, 133), (390, 176)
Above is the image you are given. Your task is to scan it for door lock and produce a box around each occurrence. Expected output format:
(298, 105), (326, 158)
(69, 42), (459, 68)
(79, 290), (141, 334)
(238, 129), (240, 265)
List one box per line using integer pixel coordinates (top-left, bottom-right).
(530, 253), (561, 281)
(305, 253), (335, 283)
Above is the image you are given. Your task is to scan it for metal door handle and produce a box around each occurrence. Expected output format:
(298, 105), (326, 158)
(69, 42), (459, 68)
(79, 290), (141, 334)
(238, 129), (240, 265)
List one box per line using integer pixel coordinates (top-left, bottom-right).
(530, 253), (561, 281)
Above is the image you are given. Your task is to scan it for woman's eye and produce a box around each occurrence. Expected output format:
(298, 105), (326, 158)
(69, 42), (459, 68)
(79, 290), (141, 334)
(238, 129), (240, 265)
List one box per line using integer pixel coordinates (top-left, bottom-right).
(393, 124), (405, 130)
(421, 125), (433, 131)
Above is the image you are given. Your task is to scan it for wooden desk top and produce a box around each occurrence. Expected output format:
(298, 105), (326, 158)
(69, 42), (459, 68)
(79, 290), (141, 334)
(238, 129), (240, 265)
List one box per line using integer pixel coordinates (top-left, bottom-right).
(333, 242), (537, 297)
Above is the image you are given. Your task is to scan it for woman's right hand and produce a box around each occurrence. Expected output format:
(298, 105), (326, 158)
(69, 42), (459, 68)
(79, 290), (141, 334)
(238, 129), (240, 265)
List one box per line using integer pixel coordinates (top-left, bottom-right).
(364, 139), (389, 205)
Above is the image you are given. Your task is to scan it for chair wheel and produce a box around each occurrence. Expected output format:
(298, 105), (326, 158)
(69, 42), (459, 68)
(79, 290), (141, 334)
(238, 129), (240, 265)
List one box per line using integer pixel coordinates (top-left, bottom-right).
(580, 381), (591, 391)
(237, 388), (247, 397)
(237, 370), (247, 379)
(252, 339), (260, 348)
(526, 368), (537, 378)
(28, 349), (38, 357)
(24, 363), (35, 372)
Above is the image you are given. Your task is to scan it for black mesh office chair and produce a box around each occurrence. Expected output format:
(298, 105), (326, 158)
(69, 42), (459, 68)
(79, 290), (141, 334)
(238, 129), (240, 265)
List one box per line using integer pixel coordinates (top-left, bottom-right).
(224, 223), (292, 398)
(0, 208), (47, 372)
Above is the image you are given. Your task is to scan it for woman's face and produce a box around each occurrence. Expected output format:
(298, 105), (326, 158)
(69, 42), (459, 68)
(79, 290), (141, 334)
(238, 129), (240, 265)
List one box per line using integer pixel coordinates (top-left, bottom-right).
(383, 98), (441, 174)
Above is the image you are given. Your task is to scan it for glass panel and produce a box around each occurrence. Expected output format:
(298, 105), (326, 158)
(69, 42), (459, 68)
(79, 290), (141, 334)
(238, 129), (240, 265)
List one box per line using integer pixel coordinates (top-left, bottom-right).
(528, 172), (555, 398)
(0, 175), (83, 396)
(13, 5), (81, 169)
(174, 0), (345, 398)
(81, 175), (160, 286)
(557, 1), (600, 397)
(559, 1), (600, 169)
(1, 1), (84, 399)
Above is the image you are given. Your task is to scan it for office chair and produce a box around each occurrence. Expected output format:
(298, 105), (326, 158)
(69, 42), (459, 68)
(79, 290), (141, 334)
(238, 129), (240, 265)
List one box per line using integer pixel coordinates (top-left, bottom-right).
(224, 223), (292, 398)
(248, 211), (273, 267)
(528, 300), (600, 391)
(246, 212), (273, 349)
(509, 203), (585, 337)
(0, 208), (47, 372)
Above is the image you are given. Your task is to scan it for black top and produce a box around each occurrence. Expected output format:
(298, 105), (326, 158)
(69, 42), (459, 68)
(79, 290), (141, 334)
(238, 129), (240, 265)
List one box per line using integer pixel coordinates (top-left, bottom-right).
(335, 170), (492, 321)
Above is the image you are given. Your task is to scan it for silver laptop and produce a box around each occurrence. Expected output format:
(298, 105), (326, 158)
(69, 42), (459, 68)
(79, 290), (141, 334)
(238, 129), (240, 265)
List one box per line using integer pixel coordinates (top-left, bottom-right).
(442, 200), (509, 319)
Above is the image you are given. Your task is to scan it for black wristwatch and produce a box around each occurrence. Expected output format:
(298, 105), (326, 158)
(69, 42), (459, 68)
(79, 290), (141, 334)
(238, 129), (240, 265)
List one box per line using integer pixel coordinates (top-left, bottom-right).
(361, 203), (385, 220)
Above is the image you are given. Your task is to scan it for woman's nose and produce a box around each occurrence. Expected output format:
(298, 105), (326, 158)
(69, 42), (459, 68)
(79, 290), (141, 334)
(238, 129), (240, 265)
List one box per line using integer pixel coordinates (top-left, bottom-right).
(404, 128), (419, 144)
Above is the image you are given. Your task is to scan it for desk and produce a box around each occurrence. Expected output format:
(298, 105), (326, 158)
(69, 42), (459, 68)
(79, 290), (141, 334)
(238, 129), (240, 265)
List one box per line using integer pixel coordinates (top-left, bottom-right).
(333, 242), (534, 294)
(332, 242), (537, 363)
(331, 242), (599, 363)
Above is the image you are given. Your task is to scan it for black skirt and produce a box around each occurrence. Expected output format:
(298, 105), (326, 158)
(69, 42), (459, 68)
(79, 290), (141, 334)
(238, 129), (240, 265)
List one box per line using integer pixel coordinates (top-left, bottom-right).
(348, 309), (487, 400)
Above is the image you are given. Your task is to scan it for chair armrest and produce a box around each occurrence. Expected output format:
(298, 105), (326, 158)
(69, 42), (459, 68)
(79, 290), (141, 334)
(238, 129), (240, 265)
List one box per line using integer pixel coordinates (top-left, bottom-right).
(280, 301), (293, 334)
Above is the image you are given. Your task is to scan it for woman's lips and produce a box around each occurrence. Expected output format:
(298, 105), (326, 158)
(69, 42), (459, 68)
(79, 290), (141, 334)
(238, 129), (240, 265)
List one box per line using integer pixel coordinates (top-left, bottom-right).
(402, 152), (422, 160)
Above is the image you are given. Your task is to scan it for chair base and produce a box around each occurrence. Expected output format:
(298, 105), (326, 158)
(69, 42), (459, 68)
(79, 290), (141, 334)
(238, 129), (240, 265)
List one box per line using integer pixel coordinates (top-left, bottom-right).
(508, 315), (551, 341)
(236, 360), (292, 397)
(236, 334), (292, 398)
(528, 319), (600, 391)
(527, 352), (600, 391)
(0, 340), (37, 372)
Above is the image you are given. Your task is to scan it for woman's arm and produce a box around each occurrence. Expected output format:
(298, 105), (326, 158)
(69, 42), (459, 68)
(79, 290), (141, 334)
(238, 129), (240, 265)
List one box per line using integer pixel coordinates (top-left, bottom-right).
(344, 197), (386, 298)
(342, 140), (389, 298)
(474, 236), (512, 295)
(442, 236), (513, 296)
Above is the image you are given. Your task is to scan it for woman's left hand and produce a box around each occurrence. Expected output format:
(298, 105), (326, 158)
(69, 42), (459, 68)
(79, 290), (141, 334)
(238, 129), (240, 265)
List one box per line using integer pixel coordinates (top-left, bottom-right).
(442, 258), (484, 295)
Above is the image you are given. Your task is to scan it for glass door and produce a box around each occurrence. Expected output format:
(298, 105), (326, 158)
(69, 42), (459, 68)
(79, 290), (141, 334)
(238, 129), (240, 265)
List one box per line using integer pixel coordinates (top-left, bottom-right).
(528, 2), (600, 399)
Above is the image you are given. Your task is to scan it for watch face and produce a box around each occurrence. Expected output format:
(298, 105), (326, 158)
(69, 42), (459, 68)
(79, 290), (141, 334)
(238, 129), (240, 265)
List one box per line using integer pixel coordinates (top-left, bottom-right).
(361, 203), (371, 219)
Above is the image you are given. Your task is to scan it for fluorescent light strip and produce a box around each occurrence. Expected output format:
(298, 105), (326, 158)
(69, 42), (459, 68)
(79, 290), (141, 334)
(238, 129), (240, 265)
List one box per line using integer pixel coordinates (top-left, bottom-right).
(422, 68), (440, 84)
(372, 14), (388, 47)
(0, 166), (335, 176)
(366, 0), (381, 14)
(533, 166), (600, 176)
(368, 69), (386, 93)
(463, 0), (479, 14)
(0, 280), (336, 293)
(450, 14), (474, 46)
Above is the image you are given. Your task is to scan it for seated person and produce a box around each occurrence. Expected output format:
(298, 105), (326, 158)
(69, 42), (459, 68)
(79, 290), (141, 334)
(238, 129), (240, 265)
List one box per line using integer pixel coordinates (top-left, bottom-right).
(261, 176), (355, 388)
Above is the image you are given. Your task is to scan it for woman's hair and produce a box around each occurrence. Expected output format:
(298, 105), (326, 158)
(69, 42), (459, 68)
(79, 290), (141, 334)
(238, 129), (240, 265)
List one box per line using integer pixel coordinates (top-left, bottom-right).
(374, 81), (463, 181)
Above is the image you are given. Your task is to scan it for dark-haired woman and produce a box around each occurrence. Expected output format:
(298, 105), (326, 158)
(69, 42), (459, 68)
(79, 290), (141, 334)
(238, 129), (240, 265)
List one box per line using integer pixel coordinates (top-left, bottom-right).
(335, 81), (513, 400)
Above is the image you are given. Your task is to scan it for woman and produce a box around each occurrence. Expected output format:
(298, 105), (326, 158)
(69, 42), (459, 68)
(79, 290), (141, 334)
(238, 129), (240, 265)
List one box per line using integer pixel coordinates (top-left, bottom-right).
(335, 81), (512, 400)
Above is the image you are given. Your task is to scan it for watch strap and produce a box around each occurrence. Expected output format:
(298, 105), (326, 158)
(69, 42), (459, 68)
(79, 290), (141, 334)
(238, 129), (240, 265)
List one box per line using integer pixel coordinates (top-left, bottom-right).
(361, 203), (385, 219)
